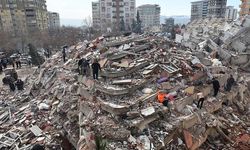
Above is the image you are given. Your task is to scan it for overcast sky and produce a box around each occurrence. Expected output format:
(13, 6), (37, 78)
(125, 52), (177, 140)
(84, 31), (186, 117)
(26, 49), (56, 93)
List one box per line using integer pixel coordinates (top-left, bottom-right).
(47, 0), (241, 26)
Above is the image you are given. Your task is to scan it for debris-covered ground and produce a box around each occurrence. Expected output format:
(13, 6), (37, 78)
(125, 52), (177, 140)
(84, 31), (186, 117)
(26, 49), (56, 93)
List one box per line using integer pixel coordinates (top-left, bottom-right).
(1, 16), (250, 150)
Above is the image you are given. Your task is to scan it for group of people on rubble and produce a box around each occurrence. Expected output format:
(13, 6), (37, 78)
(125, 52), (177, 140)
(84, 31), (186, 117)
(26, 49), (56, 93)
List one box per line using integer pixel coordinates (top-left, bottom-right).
(9, 77), (24, 92)
(62, 45), (102, 80)
(0, 55), (23, 74)
(78, 57), (101, 80)
(157, 75), (236, 109)
(12, 56), (22, 69)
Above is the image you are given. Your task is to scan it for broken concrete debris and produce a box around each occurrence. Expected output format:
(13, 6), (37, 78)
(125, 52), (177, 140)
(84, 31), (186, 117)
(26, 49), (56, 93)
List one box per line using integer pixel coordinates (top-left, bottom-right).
(1, 16), (250, 150)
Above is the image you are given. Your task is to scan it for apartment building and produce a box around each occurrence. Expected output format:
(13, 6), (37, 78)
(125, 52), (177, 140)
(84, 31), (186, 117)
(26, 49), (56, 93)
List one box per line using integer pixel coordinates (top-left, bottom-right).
(191, 0), (208, 21)
(0, 0), (27, 34)
(191, 0), (227, 20)
(225, 6), (237, 21)
(0, 0), (50, 34)
(25, 0), (48, 32)
(92, 0), (136, 32)
(48, 12), (60, 29)
(92, 2), (100, 28)
(137, 4), (161, 28)
(240, 0), (250, 18)
(207, 0), (227, 18)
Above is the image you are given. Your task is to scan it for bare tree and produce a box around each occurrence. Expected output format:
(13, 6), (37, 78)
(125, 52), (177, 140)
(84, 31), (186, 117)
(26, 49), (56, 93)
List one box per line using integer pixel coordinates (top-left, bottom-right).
(83, 16), (93, 40)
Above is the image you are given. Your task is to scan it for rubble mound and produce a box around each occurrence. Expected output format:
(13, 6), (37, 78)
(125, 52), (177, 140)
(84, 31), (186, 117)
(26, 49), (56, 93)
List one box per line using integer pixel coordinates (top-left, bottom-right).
(1, 28), (250, 150)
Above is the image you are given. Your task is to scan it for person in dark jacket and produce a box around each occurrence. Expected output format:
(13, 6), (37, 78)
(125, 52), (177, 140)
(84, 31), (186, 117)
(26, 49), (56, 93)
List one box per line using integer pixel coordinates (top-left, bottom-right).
(15, 79), (24, 90)
(78, 58), (83, 75)
(62, 46), (67, 63)
(225, 75), (235, 92)
(197, 92), (204, 109)
(12, 58), (15, 68)
(212, 78), (220, 97)
(92, 59), (101, 80)
(9, 80), (16, 92)
(0, 62), (2, 74)
(82, 59), (90, 76)
(1, 58), (7, 69)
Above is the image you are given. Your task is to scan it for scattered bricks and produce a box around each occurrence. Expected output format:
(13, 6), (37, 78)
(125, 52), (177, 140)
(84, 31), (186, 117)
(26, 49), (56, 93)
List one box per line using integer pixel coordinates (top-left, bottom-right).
(182, 114), (199, 129)
(78, 87), (94, 101)
(100, 61), (150, 78)
(175, 95), (196, 112)
(99, 99), (130, 115)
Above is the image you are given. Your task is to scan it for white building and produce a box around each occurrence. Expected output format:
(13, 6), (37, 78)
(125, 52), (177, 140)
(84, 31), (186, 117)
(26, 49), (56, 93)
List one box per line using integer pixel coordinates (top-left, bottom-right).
(225, 6), (237, 21)
(48, 12), (60, 29)
(92, 2), (100, 28)
(191, 0), (208, 21)
(137, 4), (161, 29)
(92, 0), (136, 32)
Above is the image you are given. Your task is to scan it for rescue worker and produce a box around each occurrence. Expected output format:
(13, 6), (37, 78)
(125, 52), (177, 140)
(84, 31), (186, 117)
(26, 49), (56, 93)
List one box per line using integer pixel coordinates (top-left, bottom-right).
(197, 92), (204, 109)
(82, 59), (90, 76)
(0, 62), (2, 74)
(16, 58), (19, 69)
(92, 59), (101, 80)
(212, 78), (220, 97)
(9, 80), (16, 92)
(62, 46), (67, 63)
(157, 91), (175, 107)
(78, 58), (83, 75)
(12, 70), (18, 81)
(157, 91), (166, 105)
(1, 58), (7, 69)
(12, 58), (16, 68)
(225, 75), (235, 92)
(15, 79), (24, 90)
(17, 53), (21, 68)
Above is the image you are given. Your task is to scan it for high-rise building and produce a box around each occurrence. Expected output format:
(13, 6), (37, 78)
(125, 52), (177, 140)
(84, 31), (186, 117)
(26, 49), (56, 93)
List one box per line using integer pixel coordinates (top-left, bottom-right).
(0, 0), (50, 34)
(92, 2), (100, 28)
(25, 0), (48, 32)
(137, 4), (160, 29)
(92, 0), (136, 32)
(0, 0), (27, 34)
(191, 0), (227, 20)
(207, 0), (227, 18)
(225, 6), (237, 21)
(48, 12), (60, 29)
(239, 0), (250, 19)
(191, 0), (208, 21)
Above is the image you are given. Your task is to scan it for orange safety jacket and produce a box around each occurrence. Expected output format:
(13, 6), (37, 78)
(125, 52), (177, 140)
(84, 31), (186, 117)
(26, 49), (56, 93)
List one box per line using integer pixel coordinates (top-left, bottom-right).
(157, 92), (167, 103)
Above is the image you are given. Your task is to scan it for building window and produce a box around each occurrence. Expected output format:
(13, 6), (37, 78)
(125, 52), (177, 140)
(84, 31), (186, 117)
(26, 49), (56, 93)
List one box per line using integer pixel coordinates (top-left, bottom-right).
(107, 2), (112, 6)
(106, 13), (111, 18)
(102, 7), (105, 12)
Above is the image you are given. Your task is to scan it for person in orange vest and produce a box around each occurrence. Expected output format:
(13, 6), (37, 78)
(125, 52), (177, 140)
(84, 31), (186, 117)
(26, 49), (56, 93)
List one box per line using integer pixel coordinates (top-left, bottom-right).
(157, 91), (166, 103)
(158, 91), (175, 107)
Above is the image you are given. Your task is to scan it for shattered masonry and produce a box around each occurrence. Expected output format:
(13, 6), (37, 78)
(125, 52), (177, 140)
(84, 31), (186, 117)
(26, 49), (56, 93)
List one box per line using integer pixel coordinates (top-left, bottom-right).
(1, 16), (250, 150)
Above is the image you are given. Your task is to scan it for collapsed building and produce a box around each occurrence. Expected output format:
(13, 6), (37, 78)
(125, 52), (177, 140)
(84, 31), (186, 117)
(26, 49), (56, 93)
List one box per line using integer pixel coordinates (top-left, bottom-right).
(1, 16), (250, 150)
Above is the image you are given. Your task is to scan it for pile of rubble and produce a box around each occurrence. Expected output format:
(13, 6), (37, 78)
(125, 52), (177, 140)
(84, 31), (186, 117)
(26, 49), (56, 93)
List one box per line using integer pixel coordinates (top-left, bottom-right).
(1, 17), (250, 150)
